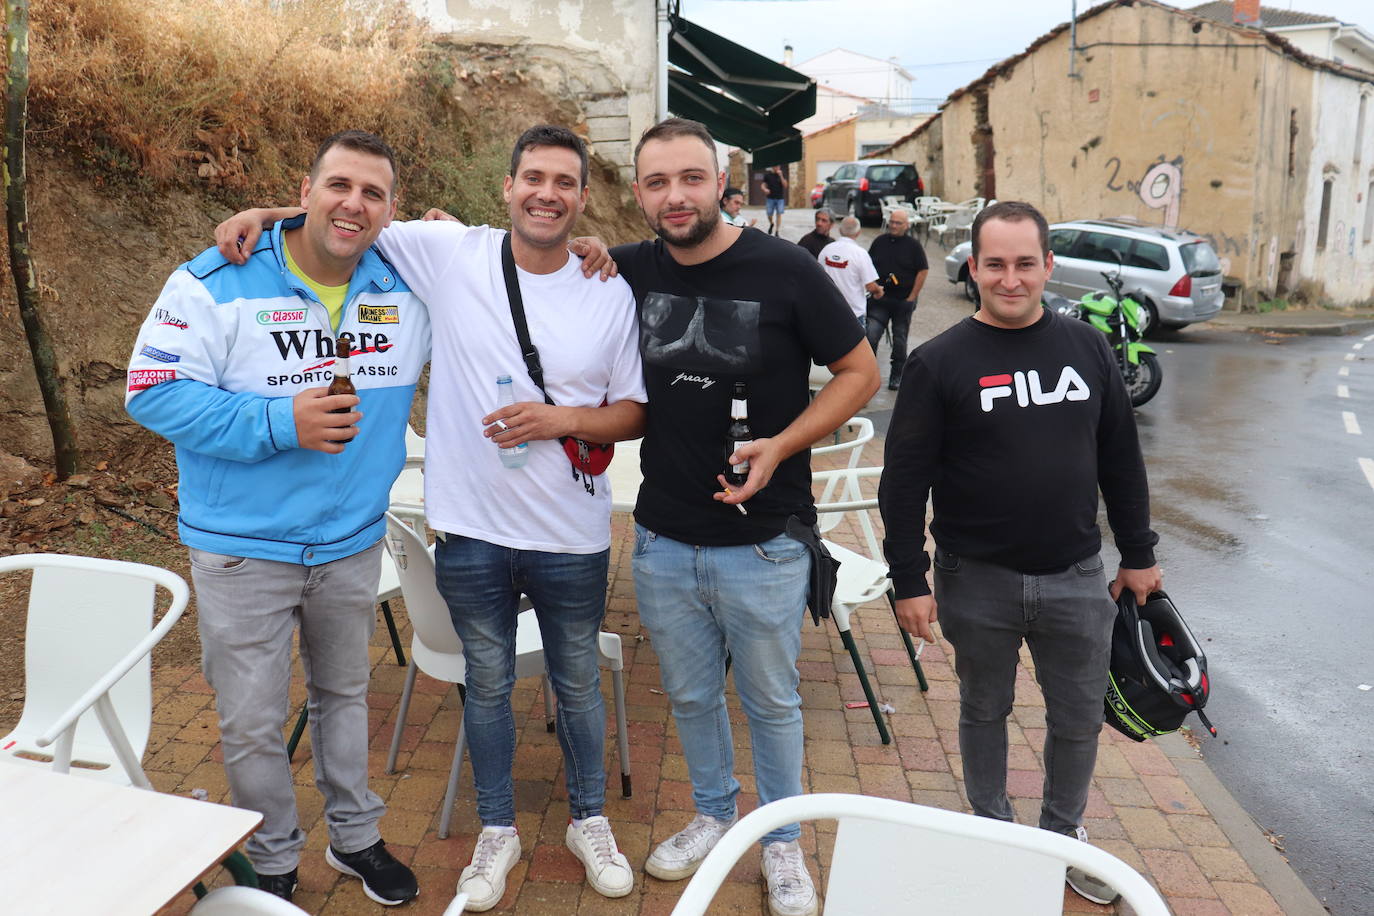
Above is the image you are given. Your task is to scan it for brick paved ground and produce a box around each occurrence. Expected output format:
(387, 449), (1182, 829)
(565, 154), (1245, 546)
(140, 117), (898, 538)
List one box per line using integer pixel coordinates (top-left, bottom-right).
(151, 461), (1293, 915)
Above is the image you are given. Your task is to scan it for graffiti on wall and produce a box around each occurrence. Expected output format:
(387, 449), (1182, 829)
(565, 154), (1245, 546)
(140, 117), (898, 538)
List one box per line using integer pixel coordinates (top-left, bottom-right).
(1105, 154), (1184, 227)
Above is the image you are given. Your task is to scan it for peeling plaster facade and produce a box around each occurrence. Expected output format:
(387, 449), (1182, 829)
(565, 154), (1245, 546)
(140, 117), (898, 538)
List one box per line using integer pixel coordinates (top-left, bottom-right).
(421, 0), (658, 181)
(934, 0), (1374, 305)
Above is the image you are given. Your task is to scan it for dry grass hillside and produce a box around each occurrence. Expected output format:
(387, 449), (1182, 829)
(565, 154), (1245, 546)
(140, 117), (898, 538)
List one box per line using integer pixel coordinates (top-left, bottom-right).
(1, 0), (648, 463)
(0, 0), (651, 720)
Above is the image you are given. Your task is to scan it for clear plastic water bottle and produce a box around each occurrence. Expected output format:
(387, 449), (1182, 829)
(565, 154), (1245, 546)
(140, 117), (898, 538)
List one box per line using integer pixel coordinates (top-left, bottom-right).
(495, 375), (528, 469)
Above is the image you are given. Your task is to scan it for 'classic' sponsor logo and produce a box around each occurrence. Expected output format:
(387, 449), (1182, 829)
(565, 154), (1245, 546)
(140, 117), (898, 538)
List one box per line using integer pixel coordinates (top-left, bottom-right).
(358, 304), (399, 324)
(128, 369), (176, 392)
(139, 344), (180, 363)
(256, 309), (308, 325)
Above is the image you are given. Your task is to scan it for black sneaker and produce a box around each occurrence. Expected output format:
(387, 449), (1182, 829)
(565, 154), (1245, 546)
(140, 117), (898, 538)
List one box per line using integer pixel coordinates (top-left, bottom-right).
(326, 840), (419, 906)
(887, 375), (902, 391)
(254, 868), (298, 901)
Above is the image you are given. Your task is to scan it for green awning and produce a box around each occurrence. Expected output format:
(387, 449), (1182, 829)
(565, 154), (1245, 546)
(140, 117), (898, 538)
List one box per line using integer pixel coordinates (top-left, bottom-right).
(666, 15), (813, 168)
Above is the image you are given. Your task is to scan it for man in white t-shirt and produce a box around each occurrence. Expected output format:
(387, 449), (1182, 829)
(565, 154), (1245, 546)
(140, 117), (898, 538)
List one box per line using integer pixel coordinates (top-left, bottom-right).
(818, 216), (881, 325)
(215, 126), (646, 912)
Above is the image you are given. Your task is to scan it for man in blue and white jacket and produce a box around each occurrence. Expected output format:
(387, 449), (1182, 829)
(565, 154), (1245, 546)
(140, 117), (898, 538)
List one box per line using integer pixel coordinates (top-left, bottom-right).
(125, 130), (428, 906)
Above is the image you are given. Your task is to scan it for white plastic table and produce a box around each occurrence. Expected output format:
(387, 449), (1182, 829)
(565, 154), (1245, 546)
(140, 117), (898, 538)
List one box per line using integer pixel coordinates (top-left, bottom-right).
(0, 767), (262, 915)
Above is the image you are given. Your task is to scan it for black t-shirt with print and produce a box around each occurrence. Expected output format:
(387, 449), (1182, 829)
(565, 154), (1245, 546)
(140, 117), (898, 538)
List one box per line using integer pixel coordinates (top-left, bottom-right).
(613, 230), (863, 545)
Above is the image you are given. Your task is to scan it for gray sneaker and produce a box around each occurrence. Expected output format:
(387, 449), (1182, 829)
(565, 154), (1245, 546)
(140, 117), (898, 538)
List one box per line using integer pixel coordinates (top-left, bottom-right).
(1065, 826), (1121, 905)
(645, 813), (736, 881)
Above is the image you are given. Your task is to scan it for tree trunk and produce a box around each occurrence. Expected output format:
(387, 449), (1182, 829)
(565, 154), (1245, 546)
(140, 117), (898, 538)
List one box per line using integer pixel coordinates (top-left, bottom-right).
(5, 0), (79, 478)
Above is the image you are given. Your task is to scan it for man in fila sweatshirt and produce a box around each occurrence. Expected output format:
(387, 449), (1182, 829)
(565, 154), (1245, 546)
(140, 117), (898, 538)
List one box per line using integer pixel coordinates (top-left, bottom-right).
(878, 200), (1162, 907)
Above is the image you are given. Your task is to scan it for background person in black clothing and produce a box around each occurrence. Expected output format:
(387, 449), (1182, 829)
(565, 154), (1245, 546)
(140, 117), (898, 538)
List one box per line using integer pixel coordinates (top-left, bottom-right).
(796, 209), (834, 258)
(762, 164), (788, 235)
(866, 207), (928, 389)
(877, 201), (1161, 907)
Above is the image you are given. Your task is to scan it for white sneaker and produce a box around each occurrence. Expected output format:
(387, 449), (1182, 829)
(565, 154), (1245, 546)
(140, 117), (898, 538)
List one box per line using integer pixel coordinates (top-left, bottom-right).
(457, 826), (521, 912)
(761, 840), (818, 916)
(565, 816), (634, 898)
(1064, 826), (1121, 905)
(644, 813), (736, 881)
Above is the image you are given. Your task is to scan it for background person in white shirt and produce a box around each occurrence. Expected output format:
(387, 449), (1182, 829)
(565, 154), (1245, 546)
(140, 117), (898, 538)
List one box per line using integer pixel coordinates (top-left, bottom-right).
(818, 216), (880, 326)
(720, 187), (756, 228)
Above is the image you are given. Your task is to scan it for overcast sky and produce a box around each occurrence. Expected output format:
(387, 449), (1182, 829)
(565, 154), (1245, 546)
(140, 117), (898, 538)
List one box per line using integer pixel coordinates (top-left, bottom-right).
(681, 0), (1374, 108)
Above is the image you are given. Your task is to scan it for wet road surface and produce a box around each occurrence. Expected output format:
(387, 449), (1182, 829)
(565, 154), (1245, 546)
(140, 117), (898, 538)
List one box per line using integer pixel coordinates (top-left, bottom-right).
(764, 203), (1373, 914)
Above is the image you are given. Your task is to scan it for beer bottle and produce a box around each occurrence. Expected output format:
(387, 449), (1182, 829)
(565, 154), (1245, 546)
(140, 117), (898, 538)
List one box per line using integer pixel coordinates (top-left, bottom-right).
(724, 381), (752, 488)
(328, 337), (356, 444)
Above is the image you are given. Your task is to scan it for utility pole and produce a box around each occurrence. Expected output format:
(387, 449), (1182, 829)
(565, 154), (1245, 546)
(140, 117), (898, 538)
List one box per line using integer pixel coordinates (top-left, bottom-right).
(5, 0), (80, 478)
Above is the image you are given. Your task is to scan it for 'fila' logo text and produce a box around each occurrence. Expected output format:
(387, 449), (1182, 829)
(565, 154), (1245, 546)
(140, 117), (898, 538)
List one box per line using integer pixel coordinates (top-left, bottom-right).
(979, 367), (1090, 412)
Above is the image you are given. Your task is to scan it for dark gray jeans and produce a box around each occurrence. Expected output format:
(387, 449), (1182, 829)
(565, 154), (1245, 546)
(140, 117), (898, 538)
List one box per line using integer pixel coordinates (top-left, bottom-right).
(934, 549), (1116, 835)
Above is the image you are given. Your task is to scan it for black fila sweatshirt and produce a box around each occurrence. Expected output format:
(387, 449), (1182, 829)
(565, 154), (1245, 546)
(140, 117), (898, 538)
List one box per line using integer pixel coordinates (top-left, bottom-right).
(878, 308), (1158, 599)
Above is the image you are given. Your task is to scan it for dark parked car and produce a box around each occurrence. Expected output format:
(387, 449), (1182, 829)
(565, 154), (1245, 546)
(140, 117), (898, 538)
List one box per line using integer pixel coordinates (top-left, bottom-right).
(820, 160), (922, 227)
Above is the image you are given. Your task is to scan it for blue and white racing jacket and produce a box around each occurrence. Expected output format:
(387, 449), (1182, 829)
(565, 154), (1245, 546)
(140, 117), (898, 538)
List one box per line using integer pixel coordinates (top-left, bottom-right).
(126, 215), (431, 565)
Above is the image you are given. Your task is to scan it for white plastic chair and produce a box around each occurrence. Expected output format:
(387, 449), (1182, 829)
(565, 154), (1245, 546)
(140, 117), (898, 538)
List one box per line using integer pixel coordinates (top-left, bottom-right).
(441, 892), (472, 916)
(812, 467), (928, 745)
(671, 793), (1171, 916)
(189, 886), (310, 914)
(0, 553), (190, 788)
(810, 417), (874, 524)
(379, 513), (632, 838)
(388, 422), (427, 522)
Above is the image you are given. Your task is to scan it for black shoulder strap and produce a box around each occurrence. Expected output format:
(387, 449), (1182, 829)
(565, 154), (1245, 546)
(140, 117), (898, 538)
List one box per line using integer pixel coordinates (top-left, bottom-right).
(500, 232), (555, 408)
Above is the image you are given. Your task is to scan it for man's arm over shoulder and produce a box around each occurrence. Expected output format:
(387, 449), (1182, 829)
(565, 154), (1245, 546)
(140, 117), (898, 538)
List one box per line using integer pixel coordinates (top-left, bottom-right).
(126, 270), (296, 462)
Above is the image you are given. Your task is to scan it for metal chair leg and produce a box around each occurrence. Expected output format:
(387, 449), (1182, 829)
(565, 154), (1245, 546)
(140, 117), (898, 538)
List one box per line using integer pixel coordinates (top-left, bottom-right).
(378, 599), (407, 666)
(285, 706), (308, 762)
(543, 675), (557, 733)
(611, 668), (632, 798)
(888, 590), (929, 692)
(193, 850), (259, 897)
(837, 626), (891, 745)
(386, 660), (419, 773)
(438, 708), (468, 840)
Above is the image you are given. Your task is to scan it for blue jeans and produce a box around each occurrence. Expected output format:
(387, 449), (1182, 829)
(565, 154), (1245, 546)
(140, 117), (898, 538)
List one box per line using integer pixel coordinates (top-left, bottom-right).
(933, 550), (1116, 835)
(434, 533), (610, 826)
(765, 198), (786, 218)
(632, 525), (809, 844)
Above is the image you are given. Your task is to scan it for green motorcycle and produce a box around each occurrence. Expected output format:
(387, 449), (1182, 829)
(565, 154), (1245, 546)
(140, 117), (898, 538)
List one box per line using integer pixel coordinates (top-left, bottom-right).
(1046, 264), (1163, 408)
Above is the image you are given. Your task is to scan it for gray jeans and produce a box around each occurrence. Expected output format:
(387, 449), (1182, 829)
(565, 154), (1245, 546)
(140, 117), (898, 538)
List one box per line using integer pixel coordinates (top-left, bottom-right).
(190, 541), (386, 873)
(934, 550), (1115, 835)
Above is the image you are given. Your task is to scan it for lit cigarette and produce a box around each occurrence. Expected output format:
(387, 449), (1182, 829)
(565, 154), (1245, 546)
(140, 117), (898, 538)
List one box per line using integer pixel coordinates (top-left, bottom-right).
(723, 487), (749, 515)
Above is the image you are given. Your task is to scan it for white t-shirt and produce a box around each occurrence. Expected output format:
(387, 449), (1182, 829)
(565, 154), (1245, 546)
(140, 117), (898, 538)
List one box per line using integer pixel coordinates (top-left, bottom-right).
(818, 237), (879, 320)
(721, 210), (747, 228)
(375, 221), (646, 553)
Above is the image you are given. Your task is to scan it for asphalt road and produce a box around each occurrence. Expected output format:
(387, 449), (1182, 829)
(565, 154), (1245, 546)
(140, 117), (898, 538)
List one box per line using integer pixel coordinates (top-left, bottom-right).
(765, 204), (1374, 914)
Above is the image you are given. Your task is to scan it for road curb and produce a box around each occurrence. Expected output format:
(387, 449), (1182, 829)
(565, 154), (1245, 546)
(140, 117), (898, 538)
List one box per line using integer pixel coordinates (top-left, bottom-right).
(1211, 317), (1374, 336)
(1158, 732), (1329, 915)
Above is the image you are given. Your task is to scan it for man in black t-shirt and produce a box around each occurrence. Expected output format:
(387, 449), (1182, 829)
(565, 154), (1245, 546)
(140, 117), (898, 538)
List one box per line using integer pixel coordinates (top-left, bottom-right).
(614, 118), (879, 916)
(866, 207), (929, 390)
(762, 164), (788, 236)
(877, 201), (1161, 908)
(796, 209), (834, 257)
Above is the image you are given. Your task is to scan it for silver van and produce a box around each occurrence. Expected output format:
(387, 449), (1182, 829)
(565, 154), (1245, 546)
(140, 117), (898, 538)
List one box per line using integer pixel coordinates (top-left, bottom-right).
(945, 218), (1225, 336)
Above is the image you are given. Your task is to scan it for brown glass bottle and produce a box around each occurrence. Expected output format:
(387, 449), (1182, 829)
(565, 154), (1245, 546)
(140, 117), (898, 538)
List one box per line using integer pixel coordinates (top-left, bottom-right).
(723, 381), (752, 487)
(327, 337), (355, 444)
